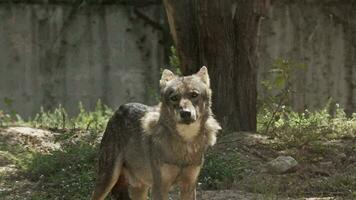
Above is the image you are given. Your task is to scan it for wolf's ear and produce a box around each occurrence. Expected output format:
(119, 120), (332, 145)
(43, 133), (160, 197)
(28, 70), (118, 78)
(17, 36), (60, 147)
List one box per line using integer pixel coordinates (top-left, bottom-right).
(196, 66), (210, 87)
(160, 69), (175, 88)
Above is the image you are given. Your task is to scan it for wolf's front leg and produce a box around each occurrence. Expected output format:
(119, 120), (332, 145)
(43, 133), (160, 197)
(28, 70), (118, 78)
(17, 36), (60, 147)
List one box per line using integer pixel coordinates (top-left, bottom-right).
(181, 188), (196, 200)
(151, 164), (180, 200)
(151, 183), (170, 200)
(179, 165), (201, 200)
(131, 186), (149, 200)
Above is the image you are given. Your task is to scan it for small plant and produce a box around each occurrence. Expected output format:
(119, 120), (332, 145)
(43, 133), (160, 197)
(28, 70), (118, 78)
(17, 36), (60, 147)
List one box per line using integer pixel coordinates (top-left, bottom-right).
(168, 46), (182, 75)
(259, 58), (307, 135)
(0, 110), (12, 127)
(73, 100), (113, 133)
(258, 101), (356, 148)
(31, 104), (68, 130)
(29, 100), (112, 134)
(199, 150), (245, 190)
(0, 97), (24, 127)
(258, 59), (355, 148)
(159, 45), (181, 88)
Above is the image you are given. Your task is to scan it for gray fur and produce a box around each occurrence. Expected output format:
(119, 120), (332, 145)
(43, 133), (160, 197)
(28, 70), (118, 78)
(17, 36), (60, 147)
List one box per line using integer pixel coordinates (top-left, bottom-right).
(92, 67), (221, 200)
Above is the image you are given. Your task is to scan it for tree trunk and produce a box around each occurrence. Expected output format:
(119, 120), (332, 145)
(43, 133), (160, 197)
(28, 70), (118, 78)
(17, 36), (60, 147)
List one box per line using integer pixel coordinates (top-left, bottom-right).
(163, 0), (269, 131)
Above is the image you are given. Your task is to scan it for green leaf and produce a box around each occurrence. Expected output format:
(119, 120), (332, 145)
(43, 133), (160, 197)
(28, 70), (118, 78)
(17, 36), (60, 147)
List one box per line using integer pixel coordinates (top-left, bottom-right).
(268, 68), (283, 73)
(3, 97), (13, 107)
(274, 75), (285, 88)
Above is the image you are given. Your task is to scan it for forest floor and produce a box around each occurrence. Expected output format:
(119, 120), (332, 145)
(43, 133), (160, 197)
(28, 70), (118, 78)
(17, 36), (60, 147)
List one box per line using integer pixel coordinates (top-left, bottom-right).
(0, 126), (355, 200)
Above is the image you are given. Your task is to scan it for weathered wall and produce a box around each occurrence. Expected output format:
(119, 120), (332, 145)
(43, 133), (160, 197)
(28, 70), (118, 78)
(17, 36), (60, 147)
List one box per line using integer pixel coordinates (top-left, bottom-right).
(0, 2), (165, 117)
(258, 0), (355, 114)
(0, 0), (355, 118)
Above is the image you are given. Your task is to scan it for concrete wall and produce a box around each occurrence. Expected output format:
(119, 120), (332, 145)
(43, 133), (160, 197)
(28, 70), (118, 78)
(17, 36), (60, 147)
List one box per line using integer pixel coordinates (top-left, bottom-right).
(258, 0), (355, 113)
(0, 1), (354, 117)
(0, 3), (165, 117)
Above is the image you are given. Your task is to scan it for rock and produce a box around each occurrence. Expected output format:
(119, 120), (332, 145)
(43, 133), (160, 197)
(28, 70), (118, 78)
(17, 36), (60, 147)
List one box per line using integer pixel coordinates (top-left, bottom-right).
(267, 156), (298, 174)
(0, 127), (61, 152)
(348, 154), (356, 163)
(336, 152), (346, 161)
(320, 161), (333, 168)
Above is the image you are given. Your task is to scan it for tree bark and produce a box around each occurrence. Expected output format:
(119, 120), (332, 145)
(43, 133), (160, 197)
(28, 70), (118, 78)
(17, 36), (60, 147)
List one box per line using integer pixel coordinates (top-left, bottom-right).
(163, 0), (269, 131)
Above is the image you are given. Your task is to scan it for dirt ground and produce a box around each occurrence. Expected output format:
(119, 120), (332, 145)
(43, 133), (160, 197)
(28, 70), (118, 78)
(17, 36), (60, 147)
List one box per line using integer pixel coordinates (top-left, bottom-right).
(0, 127), (354, 200)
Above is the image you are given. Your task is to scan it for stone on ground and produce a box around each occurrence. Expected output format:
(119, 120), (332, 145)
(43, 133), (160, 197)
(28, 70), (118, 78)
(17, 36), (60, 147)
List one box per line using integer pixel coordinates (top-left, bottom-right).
(267, 155), (298, 174)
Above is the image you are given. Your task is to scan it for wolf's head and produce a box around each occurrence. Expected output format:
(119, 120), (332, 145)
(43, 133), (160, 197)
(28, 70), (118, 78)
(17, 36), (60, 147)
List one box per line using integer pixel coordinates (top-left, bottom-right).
(159, 66), (212, 125)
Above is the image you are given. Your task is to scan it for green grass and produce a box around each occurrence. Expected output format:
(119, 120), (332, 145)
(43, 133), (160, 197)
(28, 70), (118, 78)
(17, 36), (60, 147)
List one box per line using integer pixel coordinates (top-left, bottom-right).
(0, 141), (34, 171)
(29, 100), (113, 133)
(26, 143), (99, 200)
(257, 104), (356, 148)
(199, 150), (246, 190)
(0, 133), (100, 200)
(0, 101), (108, 200)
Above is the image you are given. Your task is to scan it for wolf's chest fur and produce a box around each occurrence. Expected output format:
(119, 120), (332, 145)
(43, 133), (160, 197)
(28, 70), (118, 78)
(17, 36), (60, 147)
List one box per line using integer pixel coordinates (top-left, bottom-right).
(141, 109), (217, 166)
(176, 119), (201, 142)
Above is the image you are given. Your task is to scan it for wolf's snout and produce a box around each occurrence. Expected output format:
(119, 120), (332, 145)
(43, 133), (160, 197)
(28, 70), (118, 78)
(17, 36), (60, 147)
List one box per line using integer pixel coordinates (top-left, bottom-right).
(180, 110), (191, 120)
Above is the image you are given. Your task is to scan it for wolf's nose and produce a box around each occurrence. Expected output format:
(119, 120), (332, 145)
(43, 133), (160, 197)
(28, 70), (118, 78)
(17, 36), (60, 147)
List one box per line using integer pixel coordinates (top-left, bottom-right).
(180, 110), (191, 119)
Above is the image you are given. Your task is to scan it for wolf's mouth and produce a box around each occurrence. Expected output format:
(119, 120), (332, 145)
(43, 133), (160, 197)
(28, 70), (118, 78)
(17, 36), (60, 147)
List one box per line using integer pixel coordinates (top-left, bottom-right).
(179, 119), (196, 125)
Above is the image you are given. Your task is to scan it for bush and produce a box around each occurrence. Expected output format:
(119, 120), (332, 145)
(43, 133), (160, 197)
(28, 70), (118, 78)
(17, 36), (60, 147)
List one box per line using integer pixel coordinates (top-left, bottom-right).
(199, 150), (245, 190)
(257, 103), (355, 147)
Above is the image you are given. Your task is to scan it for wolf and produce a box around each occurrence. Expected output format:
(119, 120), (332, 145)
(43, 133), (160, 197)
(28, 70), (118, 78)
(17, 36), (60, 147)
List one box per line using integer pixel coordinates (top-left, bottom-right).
(92, 66), (221, 200)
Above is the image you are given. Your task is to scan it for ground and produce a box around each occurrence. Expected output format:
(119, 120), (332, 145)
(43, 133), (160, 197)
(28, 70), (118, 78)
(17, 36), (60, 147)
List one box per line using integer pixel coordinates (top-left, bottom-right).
(0, 126), (355, 200)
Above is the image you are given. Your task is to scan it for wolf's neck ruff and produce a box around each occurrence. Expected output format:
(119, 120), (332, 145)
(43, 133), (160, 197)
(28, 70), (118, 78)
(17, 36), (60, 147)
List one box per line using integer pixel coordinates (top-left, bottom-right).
(176, 119), (201, 142)
(141, 108), (219, 146)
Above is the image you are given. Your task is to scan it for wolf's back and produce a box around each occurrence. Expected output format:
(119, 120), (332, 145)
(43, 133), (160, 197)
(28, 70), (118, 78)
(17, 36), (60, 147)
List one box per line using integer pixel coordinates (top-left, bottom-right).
(98, 103), (149, 169)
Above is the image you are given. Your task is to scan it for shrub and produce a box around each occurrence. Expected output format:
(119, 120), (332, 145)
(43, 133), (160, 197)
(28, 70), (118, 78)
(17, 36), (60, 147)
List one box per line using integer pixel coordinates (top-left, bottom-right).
(199, 150), (245, 190)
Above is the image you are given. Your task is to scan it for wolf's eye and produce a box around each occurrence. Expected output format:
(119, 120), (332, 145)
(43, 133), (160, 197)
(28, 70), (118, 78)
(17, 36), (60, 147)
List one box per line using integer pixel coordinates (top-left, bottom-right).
(190, 92), (199, 98)
(170, 95), (179, 102)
